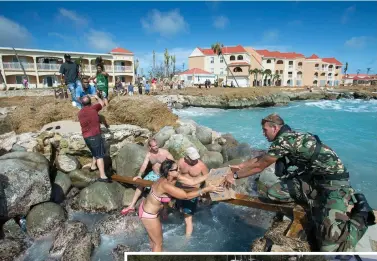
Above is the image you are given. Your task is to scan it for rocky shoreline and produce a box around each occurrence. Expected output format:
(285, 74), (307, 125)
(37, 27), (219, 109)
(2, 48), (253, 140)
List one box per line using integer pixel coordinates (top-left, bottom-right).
(155, 90), (375, 109)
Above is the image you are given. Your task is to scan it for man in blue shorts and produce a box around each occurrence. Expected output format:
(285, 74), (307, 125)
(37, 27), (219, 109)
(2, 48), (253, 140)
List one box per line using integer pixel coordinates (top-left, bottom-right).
(60, 54), (82, 105)
(74, 77), (96, 109)
(120, 138), (174, 215)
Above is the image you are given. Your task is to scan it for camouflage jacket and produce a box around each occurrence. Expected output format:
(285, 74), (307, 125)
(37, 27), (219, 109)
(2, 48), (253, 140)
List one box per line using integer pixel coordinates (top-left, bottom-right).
(267, 130), (346, 176)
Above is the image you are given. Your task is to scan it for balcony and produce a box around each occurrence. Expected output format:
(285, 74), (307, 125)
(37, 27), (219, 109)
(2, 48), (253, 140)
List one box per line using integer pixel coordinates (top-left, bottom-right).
(114, 65), (132, 72)
(3, 62), (35, 71)
(37, 63), (61, 71)
(288, 74), (293, 78)
(288, 65), (293, 69)
(315, 67), (320, 71)
(328, 76), (333, 80)
(328, 68), (333, 72)
(297, 66), (302, 70)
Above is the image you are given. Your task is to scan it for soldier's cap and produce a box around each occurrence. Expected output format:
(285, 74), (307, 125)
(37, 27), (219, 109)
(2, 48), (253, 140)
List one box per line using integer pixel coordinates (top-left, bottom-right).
(262, 113), (284, 126)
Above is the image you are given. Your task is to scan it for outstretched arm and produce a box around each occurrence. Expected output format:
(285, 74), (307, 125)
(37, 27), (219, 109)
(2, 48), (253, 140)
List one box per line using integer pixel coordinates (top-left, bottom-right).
(134, 153), (150, 180)
(161, 182), (222, 200)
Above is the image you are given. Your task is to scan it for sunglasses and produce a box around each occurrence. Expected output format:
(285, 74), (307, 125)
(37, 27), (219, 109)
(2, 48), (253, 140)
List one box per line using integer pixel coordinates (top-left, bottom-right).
(169, 168), (178, 172)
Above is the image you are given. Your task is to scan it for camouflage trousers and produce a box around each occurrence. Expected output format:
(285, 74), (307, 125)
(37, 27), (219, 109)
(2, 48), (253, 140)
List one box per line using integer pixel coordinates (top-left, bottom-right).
(265, 178), (368, 252)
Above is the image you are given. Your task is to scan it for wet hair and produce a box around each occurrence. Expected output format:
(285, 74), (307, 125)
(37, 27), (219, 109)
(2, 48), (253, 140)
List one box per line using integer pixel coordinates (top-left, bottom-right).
(96, 64), (104, 74)
(81, 95), (91, 106)
(261, 113), (284, 127)
(148, 137), (157, 146)
(160, 159), (176, 178)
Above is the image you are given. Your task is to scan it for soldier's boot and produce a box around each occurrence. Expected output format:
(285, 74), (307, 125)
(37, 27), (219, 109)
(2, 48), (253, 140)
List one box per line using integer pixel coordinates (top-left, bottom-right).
(351, 193), (376, 226)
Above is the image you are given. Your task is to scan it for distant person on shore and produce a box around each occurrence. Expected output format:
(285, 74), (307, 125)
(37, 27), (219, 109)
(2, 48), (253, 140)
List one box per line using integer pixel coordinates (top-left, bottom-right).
(138, 80), (143, 95)
(78, 94), (111, 183)
(138, 159), (222, 252)
(151, 78), (157, 93)
(114, 76), (126, 96)
(223, 113), (375, 252)
(175, 147), (209, 237)
(60, 54), (81, 106)
(145, 81), (150, 95)
(121, 138), (174, 215)
(91, 64), (109, 106)
(128, 82), (134, 96)
(22, 77), (29, 89)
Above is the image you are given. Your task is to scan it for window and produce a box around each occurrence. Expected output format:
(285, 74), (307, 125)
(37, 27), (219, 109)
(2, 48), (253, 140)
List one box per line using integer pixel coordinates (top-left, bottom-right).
(280, 70), (283, 74)
(220, 57), (223, 63)
(210, 57), (214, 64)
(233, 67), (242, 72)
(230, 55), (235, 61)
(237, 55), (243, 60)
(267, 59), (271, 64)
(16, 75), (28, 84)
(211, 68), (214, 73)
(275, 70), (279, 74)
(220, 69), (224, 75)
(276, 60), (283, 64)
(187, 76), (192, 81)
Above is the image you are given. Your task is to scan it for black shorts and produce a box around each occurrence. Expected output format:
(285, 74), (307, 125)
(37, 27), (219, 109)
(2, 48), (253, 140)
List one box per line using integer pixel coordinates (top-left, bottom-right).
(84, 134), (105, 159)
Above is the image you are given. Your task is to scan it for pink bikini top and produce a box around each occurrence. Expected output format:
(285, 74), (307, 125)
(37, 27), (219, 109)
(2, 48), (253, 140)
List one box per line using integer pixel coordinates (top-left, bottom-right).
(151, 188), (171, 203)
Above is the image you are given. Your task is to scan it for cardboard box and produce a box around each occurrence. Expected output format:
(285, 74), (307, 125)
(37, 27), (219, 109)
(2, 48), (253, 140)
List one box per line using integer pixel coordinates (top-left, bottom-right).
(206, 167), (236, 201)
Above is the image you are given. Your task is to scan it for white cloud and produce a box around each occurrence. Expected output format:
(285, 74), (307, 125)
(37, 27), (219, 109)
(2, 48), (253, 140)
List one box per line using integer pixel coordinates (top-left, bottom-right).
(136, 47), (193, 74)
(213, 16), (229, 29)
(341, 5), (356, 24)
(344, 36), (369, 48)
(0, 16), (32, 47)
(58, 8), (88, 26)
(262, 29), (279, 42)
(85, 30), (118, 52)
(141, 9), (189, 37)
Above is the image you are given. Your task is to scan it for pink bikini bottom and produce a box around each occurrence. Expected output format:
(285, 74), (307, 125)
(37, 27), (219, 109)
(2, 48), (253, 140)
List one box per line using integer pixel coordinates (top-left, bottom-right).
(138, 200), (159, 219)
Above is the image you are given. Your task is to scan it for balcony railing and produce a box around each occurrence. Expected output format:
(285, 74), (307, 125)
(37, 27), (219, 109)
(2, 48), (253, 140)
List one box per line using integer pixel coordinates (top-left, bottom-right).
(114, 65), (132, 72)
(3, 62), (35, 70)
(297, 75), (303, 79)
(328, 68), (333, 72)
(91, 65), (116, 72)
(37, 63), (61, 71)
(297, 66), (302, 70)
(315, 67), (319, 71)
(288, 65), (293, 69)
(288, 74), (293, 78)
(314, 76), (318, 79)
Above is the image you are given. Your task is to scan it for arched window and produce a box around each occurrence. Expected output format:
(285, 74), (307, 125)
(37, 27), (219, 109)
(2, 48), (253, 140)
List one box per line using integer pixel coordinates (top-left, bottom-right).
(276, 60), (283, 64)
(237, 55), (243, 60)
(233, 67), (242, 72)
(230, 55), (235, 61)
(267, 59), (271, 64)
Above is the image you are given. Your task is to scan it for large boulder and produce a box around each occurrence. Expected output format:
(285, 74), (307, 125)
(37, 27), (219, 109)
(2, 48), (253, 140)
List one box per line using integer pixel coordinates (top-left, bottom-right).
(222, 142), (252, 162)
(195, 125), (213, 145)
(114, 143), (148, 177)
(56, 154), (81, 173)
(122, 188), (137, 207)
(77, 181), (126, 212)
(175, 119), (197, 136)
(164, 134), (208, 160)
(0, 152), (51, 219)
(68, 169), (98, 189)
(201, 151), (224, 170)
(0, 238), (28, 261)
(50, 221), (88, 257)
(205, 143), (222, 153)
(256, 164), (280, 198)
(61, 234), (93, 261)
(26, 202), (67, 239)
(95, 215), (143, 235)
(112, 244), (133, 261)
(153, 126), (175, 147)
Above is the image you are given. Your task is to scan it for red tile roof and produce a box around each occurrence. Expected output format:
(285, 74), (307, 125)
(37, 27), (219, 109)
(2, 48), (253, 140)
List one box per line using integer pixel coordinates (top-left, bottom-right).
(255, 49), (305, 59)
(321, 58), (342, 65)
(180, 68), (212, 75)
(343, 74), (377, 79)
(198, 45), (247, 55)
(110, 47), (133, 54)
(307, 54), (320, 59)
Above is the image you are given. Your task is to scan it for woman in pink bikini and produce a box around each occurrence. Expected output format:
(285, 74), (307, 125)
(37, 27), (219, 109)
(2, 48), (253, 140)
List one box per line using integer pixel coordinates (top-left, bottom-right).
(139, 159), (223, 252)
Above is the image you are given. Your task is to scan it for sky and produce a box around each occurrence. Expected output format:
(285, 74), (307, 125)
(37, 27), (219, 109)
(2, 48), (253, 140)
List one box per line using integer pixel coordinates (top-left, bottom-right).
(1, 1), (377, 74)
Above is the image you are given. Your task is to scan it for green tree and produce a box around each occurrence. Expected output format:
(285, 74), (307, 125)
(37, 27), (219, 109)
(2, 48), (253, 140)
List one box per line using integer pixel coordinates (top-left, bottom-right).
(211, 42), (239, 88)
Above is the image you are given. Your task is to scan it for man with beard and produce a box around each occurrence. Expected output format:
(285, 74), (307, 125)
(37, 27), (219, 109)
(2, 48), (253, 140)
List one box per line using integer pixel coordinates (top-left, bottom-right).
(121, 138), (174, 215)
(176, 147), (209, 237)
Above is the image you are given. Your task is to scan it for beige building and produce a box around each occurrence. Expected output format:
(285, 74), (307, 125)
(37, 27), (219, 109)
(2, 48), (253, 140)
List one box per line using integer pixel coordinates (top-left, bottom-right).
(0, 47), (134, 89)
(189, 45), (343, 87)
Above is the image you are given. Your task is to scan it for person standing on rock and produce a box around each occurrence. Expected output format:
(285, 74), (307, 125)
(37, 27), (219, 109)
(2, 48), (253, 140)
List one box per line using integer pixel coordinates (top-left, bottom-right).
(176, 147), (209, 237)
(139, 159), (223, 252)
(78, 95), (111, 183)
(120, 138), (174, 215)
(223, 113), (375, 252)
(91, 64), (109, 106)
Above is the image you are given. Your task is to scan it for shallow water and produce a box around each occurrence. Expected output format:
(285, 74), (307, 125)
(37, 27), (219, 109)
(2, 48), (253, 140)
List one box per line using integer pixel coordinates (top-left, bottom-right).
(174, 99), (377, 208)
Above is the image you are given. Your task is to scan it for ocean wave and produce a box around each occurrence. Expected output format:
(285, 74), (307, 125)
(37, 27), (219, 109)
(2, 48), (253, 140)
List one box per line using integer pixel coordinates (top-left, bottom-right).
(305, 99), (377, 113)
(173, 107), (225, 118)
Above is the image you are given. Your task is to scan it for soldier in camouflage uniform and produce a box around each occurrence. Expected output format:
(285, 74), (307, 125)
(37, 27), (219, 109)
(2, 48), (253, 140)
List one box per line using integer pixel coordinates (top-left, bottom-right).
(224, 113), (375, 252)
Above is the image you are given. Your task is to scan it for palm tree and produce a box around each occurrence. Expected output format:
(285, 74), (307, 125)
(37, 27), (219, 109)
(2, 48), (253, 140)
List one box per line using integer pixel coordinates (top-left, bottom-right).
(249, 68), (258, 87)
(171, 55), (176, 76)
(152, 50), (156, 70)
(12, 47), (28, 90)
(356, 69), (360, 75)
(264, 69), (272, 86)
(366, 68), (371, 75)
(343, 62), (348, 76)
(134, 59), (139, 77)
(272, 73), (280, 86)
(211, 42), (239, 88)
(164, 49), (170, 78)
(259, 69), (267, 86)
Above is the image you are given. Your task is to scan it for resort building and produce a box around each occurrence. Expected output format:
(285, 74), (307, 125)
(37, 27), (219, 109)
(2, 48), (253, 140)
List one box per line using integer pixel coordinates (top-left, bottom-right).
(0, 47), (134, 89)
(342, 74), (377, 86)
(188, 45), (343, 87)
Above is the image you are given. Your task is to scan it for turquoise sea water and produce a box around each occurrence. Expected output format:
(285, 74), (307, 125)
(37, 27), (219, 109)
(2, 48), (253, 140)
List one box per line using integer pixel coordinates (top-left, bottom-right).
(174, 99), (377, 209)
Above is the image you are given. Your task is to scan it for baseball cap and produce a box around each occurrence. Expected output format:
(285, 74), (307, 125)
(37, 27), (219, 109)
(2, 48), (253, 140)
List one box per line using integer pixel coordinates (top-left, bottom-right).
(186, 147), (200, 160)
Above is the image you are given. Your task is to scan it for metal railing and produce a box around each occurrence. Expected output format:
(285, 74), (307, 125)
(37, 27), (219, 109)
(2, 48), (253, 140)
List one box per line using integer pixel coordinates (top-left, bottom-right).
(114, 65), (132, 72)
(288, 65), (293, 69)
(3, 62), (35, 70)
(288, 74), (293, 78)
(37, 63), (61, 71)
